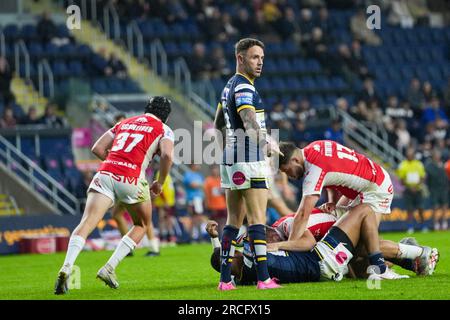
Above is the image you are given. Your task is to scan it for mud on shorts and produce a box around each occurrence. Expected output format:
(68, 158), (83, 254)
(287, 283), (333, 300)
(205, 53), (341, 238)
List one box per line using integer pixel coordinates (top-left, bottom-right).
(88, 171), (150, 206)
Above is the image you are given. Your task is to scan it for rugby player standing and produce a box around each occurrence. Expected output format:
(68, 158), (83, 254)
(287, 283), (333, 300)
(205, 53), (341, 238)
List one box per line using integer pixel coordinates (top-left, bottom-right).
(213, 38), (281, 290)
(54, 97), (174, 294)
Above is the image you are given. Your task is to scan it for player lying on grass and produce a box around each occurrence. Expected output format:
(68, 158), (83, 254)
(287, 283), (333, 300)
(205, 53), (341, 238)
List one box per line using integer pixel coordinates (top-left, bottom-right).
(207, 206), (439, 283)
(209, 204), (409, 284)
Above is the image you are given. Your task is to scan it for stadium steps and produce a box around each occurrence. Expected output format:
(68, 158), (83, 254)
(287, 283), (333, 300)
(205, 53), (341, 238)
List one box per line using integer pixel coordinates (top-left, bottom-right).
(0, 194), (24, 216)
(10, 76), (48, 115)
(24, 0), (211, 122)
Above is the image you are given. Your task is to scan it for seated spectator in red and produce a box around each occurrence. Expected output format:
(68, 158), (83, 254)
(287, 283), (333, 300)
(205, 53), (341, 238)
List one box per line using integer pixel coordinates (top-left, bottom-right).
(0, 107), (17, 128)
(20, 106), (42, 125)
(40, 104), (67, 128)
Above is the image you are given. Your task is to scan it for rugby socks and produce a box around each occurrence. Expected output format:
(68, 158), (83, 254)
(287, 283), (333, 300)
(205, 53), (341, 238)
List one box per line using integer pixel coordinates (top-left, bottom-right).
(248, 224), (270, 282)
(148, 238), (160, 253)
(397, 243), (423, 259)
(388, 258), (415, 272)
(106, 235), (136, 269)
(63, 234), (85, 269)
(220, 225), (239, 283)
(368, 251), (387, 274)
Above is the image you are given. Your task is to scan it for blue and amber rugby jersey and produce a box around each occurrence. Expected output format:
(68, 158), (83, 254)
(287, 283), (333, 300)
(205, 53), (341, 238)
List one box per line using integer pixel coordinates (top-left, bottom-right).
(218, 73), (267, 165)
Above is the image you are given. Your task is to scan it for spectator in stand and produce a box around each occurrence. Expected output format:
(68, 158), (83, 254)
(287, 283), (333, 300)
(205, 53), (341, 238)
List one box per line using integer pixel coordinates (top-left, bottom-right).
(153, 170), (177, 247)
(183, 164), (205, 242)
(277, 119), (293, 141)
(284, 99), (299, 121)
(220, 13), (239, 42)
(357, 77), (380, 105)
(36, 11), (57, 45)
(383, 118), (399, 148)
(298, 97), (316, 122)
(299, 8), (315, 42)
(204, 166), (227, 236)
(335, 97), (349, 113)
(350, 8), (382, 46)
(292, 120), (313, 147)
(350, 40), (370, 79)
(107, 53), (127, 79)
(0, 56), (13, 106)
(92, 47), (113, 77)
(388, 0), (415, 28)
(277, 7), (301, 42)
(406, 0), (431, 26)
(422, 81), (435, 103)
(315, 6), (330, 34)
(324, 119), (344, 145)
(252, 10), (275, 40)
(305, 28), (330, 68)
(270, 102), (286, 122)
(209, 46), (231, 79)
(203, 6), (223, 41)
(395, 119), (411, 154)
(188, 42), (212, 81)
(0, 107), (16, 128)
(425, 149), (449, 231)
(422, 96), (449, 125)
(407, 78), (425, 111)
(20, 106), (42, 125)
(262, 0), (283, 31)
(40, 103), (67, 128)
(233, 8), (254, 38)
(397, 147), (427, 233)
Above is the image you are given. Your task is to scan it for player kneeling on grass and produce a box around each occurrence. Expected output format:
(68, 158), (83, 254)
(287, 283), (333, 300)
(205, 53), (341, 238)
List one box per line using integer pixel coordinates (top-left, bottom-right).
(54, 96), (174, 295)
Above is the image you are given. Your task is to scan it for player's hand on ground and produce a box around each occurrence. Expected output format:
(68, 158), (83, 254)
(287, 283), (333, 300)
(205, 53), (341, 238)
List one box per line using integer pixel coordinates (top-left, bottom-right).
(319, 202), (336, 213)
(206, 220), (219, 238)
(150, 181), (163, 197)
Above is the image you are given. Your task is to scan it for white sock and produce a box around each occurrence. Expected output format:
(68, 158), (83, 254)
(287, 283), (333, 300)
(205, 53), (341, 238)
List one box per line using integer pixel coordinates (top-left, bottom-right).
(397, 243), (423, 259)
(148, 238), (159, 253)
(63, 235), (85, 269)
(106, 235), (136, 269)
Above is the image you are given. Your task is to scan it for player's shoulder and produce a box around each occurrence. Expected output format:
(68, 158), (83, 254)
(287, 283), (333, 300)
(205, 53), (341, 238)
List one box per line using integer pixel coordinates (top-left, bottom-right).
(234, 74), (255, 93)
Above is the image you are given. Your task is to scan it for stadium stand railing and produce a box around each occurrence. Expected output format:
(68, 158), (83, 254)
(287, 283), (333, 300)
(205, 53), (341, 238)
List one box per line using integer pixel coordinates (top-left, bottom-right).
(337, 108), (405, 169)
(0, 194), (21, 216)
(0, 134), (80, 215)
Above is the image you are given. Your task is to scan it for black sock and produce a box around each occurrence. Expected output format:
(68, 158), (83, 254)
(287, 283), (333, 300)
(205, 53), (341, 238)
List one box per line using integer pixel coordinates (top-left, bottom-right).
(388, 258), (415, 272)
(369, 252), (387, 274)
(220, 225), (239, 283)
(248, 224), (270, 282)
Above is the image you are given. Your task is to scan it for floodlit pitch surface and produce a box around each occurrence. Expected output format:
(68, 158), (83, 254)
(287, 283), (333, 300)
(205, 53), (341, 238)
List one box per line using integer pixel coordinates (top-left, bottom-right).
(0, 231), (448, 300)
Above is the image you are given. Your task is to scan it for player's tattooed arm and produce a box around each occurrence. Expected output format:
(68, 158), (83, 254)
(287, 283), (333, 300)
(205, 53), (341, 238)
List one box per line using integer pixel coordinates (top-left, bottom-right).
(239, 107), (262, 144)
(214, 103), (226, 150)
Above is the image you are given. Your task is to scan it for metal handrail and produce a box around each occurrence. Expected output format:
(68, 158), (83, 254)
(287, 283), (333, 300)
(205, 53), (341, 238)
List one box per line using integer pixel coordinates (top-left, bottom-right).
(127, 21), (144, 61)
(15, 40), (30, 79)
(337, 109), (404, 168)
(103, 3), (120, 41)
(0, 135), (80, 215)
(174, 58), (191, 94)
(38, 59), (55, 98)
(151, 39), (168, 79)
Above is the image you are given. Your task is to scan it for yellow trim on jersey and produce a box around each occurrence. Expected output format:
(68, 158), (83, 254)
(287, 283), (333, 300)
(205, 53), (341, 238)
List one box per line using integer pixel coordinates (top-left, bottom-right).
(228, 258), (233, 262)
(236, 72), (254, 85)
(322, 240), (335, 250)
(251, 178), (267, 181)
(231, 240), (237, 245)
(217, 102), (222, 109)
(253, 240), (267, 244)
(314, 247), (323, 260)
(237, 104), (256, 112)
(256, 257), (267, 262)
(255, 109), (264, 113)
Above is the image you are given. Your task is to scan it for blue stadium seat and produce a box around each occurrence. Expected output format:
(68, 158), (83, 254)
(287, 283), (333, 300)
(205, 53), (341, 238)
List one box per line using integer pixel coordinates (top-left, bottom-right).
(52, 61), (70, 77)
(21, 24), (37, 41)
(68, 60), (84, 76)
(278, 59), (291, 74)
(3, 24), (19, 40)
(92, 78), (108, 93)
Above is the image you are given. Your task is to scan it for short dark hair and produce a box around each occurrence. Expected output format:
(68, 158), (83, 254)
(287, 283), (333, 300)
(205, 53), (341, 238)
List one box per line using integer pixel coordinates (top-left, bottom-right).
(279, 142), (298, 166)
(144, 96), (171, 123)
(210, 247), (221, 273)
(235, 38), (264, 55)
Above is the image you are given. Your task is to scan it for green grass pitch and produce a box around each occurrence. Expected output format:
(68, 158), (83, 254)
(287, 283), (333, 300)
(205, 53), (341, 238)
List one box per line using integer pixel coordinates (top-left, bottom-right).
(0, 231), (449, 300)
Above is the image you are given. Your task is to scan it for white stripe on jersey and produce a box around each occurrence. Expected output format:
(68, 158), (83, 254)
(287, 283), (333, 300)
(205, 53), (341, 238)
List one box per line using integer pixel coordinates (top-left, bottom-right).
(235, 83), (255, 92)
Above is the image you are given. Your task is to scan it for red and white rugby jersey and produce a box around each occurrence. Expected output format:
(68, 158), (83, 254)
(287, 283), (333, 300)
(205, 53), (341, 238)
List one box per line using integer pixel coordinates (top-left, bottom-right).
(98, 114), (174, 178)
(272, 208), (337, 241)
(301, 140), (385, 200)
